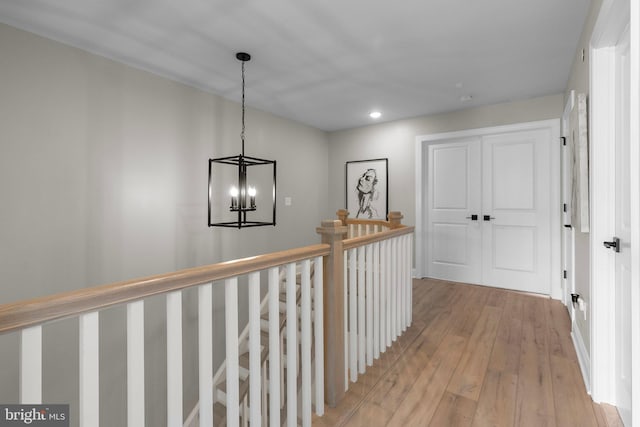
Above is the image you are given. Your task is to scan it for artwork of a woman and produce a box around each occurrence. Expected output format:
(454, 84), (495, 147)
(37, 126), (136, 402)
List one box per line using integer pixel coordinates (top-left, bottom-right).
(356, 168), (379, 218)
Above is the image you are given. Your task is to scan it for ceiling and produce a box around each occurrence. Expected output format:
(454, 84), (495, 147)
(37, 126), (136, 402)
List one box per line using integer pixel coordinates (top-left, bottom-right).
(0, 0), (591, 131)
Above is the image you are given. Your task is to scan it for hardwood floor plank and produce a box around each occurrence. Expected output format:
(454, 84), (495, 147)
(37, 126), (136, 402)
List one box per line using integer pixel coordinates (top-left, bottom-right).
(546, 300), (574, 359)
(449, 286), (492, 338)
(471, 369), (518, 427)
(486, 288), (508, 309)
(514, 298), (556, 427)
(385, 333), (467, 426)
(488, 293), (523, 375)
(429, 391), (478, 427)
(549, 354), (598, 427)
(447, 305), (502, 401)
(599, 403), (625, 427)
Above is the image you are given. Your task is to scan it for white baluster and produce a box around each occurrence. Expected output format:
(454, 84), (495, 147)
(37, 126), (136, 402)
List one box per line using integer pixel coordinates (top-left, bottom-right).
(405, 235), (411, 328)
(380, 239), (387, 352)
(400, 236), (407, 332)
(127, 301), (145, 427)
(268, 268), (281, 427)
(261, 363), (268, 427)
(286, 263), (297, 427)
(357, 246), (365, 374)
(395, 237), (402, 337)
(348, 248), (357, 382)
(409, 234), (414, 323)
(248, 272), (261, 426)
(373, 242), (380, 360)
(314, 256), (325, 415)
(343, 250), (349, 390)
(365, 244), (373, 367)
(167, 291), (183, 427)
(197, 285), (212, 427)
(20, 326), (42, 404)
(385, 239), (392, 348)
(225, 278), (240, 427)
(391, 238), (397, 342)
(80, 311), (99, 427)
(301, 259), (312, 426)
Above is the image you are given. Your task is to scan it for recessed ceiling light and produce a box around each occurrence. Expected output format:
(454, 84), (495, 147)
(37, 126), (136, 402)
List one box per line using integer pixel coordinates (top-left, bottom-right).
(369, 111), (382, 119)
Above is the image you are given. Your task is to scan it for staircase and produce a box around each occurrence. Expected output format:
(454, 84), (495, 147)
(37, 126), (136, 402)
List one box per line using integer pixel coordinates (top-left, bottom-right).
(185, 264), (314, 426)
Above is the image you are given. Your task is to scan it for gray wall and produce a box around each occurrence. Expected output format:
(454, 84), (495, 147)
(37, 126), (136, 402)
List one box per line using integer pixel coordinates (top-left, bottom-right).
(327, 94), (564, 230)
(0, 23), (330, 426)
(564, 0), (604, 360)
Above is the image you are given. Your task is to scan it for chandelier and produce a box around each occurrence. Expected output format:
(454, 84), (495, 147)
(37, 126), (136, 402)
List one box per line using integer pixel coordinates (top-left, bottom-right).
(208, 52), (277, 228)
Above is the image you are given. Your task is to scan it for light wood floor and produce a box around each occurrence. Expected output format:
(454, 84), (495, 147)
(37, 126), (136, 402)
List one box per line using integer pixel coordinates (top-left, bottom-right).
(313, 278), (623, 427)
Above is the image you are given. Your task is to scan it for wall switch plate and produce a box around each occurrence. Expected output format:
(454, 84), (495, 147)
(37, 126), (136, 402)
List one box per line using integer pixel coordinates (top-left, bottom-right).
(284, 197), (292, 206)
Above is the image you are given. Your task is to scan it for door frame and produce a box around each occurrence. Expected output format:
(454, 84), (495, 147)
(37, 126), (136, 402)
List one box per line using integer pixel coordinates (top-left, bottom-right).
(414, 119), (562, 298)
(589, 0), (639, 420)
(562, 91), (576, 310)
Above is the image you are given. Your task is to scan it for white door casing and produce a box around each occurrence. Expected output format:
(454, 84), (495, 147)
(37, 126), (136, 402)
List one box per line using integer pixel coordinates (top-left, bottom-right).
(417, 120), (560, 296)
(562, 91), (576, 309)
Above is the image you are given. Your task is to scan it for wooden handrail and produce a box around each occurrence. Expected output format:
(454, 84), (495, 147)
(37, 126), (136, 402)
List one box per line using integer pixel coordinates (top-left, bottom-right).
(343, 219), (390, 228)
(0, 244), (330, 335)
(342, 225), (414, 251)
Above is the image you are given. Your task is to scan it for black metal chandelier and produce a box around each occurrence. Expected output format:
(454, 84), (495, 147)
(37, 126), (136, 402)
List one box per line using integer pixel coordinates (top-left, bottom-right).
(208, 52), (277, 228)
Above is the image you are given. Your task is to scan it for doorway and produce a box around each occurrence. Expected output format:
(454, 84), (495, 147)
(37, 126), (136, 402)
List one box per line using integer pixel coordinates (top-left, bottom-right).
(415, 120), (561, 297)
(590, 0), (637, 423)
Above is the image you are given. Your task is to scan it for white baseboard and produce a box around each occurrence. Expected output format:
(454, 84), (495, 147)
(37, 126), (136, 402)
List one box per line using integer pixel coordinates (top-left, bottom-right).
(571, 323), (591, 395)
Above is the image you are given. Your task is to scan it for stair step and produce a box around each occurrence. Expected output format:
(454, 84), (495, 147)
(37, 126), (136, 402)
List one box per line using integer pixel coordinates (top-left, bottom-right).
(213, 402), (226, 424)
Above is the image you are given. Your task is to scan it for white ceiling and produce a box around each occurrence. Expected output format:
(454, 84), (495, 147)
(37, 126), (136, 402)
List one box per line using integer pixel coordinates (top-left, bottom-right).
(0, 0), (590, 131)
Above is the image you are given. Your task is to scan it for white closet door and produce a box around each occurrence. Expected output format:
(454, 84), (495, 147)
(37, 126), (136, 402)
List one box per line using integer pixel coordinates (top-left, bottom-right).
(427, 138), (482, 284)
(481, 129), (551, 294)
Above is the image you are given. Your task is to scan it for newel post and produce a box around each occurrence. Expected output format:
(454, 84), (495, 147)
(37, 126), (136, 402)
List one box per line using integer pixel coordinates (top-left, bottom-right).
(316, 219), (348, 407)
(336, 209), (349, 226)
(388, 211), (404, 229)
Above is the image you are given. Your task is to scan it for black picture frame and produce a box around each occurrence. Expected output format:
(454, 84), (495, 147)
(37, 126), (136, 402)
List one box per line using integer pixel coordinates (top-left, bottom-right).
(345, 158), (388, 220)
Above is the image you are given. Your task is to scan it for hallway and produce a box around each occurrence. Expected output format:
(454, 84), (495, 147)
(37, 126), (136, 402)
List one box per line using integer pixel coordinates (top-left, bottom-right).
(313, 278), (623, 426)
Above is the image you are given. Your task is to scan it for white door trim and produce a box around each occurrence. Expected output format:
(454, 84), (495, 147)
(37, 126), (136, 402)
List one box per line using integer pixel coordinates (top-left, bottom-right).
(632, 1), (640, 424)
(562, 91), (576, 310)
(590, 1), (639, 424)
(414, 119), (561, 298)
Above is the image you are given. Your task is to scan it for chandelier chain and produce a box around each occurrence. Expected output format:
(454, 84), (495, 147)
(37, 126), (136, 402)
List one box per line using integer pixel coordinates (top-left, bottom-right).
(241, 60), (245, 156)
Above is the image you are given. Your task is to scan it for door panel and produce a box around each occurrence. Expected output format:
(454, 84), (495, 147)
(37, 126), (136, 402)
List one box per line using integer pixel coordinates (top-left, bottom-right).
(427, 139), (482, 284)
(433, 146), (469, 209)
(491, 141), (535, 210)
(481, 130), (551, 294)
(492, 225), (536, 272)
(432, 223), (469, 265)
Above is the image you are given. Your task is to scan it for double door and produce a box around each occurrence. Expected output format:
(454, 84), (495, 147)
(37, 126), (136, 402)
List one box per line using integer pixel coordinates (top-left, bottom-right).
(426, 128), (551, 294)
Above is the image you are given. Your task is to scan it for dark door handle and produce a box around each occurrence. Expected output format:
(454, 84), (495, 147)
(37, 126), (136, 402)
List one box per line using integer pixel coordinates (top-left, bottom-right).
(603, 237), (620, 253)
(483, 215), (495, 221)
(466, 214), (478, 221)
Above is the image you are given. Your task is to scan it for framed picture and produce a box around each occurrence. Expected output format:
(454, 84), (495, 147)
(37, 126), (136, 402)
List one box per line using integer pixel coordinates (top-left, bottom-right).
(345, 158), (388, 220)
(570, 93), (589, 232)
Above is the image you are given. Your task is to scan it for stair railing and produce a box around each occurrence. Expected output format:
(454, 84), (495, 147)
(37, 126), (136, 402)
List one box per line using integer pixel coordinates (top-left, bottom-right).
(0, 244), (328, 427)
(318, 210), (414, 406)
(0, 211), (413, 425)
